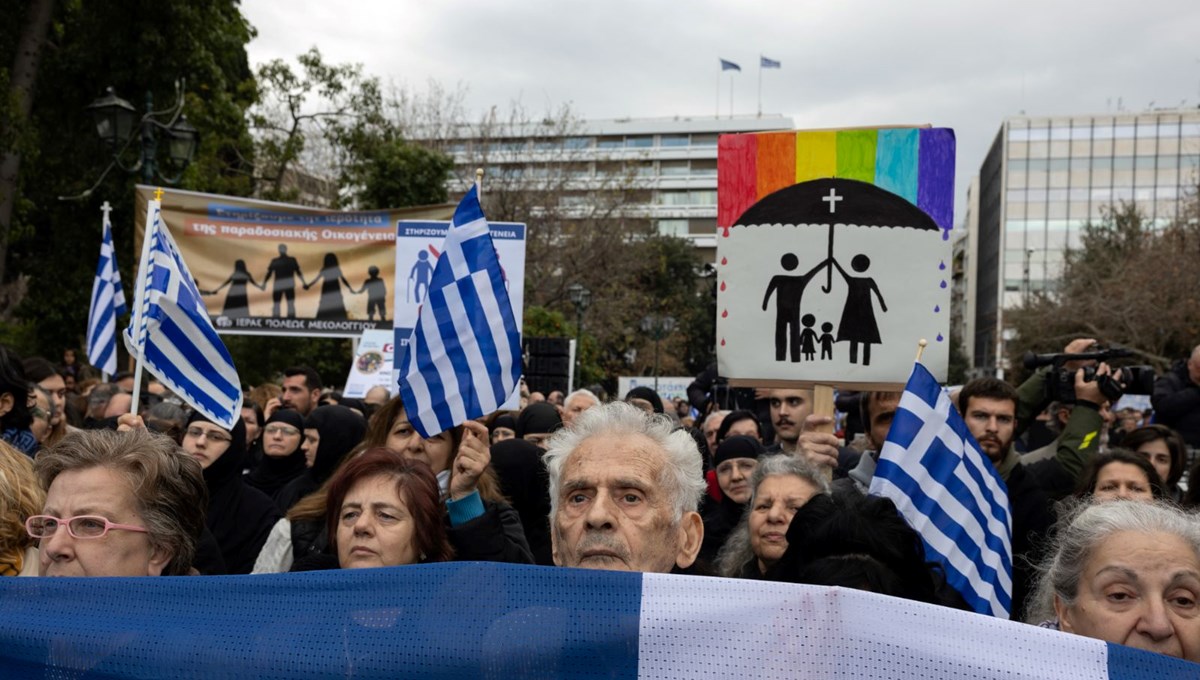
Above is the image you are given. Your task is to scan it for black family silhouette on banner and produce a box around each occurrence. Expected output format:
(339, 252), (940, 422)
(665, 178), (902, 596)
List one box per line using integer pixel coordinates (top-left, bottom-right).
(200, 245), (388, 321)
(763, 251), (886, 366)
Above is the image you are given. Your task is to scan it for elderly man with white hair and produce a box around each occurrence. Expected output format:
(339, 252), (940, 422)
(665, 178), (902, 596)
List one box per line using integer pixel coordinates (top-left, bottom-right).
(543, 401), (705, 573)
(561, 388), (600, 426)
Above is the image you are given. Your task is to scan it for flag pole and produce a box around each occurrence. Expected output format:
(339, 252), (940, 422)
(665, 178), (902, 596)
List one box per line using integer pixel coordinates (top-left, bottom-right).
(128, 187), (163, 417)
(915, 338), (928, 363)
(757, 55), (762, 118)
(475, 167), (484, 198)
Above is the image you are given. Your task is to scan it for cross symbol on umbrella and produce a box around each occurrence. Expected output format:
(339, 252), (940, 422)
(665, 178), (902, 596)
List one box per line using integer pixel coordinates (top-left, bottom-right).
(822, 188), (842, 213)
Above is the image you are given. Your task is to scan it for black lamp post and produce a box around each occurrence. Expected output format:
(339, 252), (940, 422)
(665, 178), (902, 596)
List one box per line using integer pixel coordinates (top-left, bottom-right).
(567, 283), (591, 391)
(640, 313), (676, 392)
(82, 84), (199, 188)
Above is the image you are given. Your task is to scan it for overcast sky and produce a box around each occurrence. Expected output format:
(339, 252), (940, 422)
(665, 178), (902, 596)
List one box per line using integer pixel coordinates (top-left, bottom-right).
(243, 0), (1200, 226)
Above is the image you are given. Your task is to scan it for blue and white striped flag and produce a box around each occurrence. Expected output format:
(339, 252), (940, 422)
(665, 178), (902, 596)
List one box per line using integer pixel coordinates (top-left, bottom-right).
(122, 197), (242, 429)
(869, 362), (1014, 618)
(761, 56), (781, 69)
(86, 202), (128, 376)
(720, 58), (741, 72)
(398, 185), (522, 438)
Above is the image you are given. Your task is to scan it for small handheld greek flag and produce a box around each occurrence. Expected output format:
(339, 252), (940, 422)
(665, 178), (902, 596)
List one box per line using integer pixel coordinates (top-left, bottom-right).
(122, 196), (242, 429)
(86, 202), (128, 377)
(398, 185), (522, 438)
(869, 362), (1013, 618)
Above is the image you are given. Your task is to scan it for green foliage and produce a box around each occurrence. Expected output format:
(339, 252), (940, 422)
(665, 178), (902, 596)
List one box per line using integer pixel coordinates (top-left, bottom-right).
(222, 335), (352, 390)
(340, 133), (452, 209)
(3, 0), (257, 357)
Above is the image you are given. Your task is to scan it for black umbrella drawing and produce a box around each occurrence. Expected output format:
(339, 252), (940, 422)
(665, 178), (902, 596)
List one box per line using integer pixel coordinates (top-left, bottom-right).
(734, 177), (942, 366)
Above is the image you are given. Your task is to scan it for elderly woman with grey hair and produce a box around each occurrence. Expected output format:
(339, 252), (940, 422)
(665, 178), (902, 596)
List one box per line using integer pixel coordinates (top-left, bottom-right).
(715, 454), (829, 579)
(543, 401), (707, 574)
(1029, 500), (1200, 664)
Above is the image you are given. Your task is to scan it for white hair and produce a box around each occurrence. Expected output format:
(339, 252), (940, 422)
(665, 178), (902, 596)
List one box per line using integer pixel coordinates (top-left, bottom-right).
(714, 454), (830, 577)
(703, 410), (731, 430)
(543, 401), (705, 522)
(564, 388), (600, 410)
(1028, 499), (1200, 623)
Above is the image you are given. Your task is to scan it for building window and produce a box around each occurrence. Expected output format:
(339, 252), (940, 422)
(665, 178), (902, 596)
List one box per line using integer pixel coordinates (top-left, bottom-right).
(597, 136), (623, 149)
(564, 137), (594, 150)
(660, 134), (689, 147)
(660, 161), (689, 177)
(625, 136), (653, 148)
(691, 160), (718, 176)
(690, 190), (717, 205)
(691, 134), (718, 147)
(657, 219), (689, 236)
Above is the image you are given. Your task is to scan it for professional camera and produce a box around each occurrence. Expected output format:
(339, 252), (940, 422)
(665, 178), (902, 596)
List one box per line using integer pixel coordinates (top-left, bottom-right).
(1023, 346), (1156, 404)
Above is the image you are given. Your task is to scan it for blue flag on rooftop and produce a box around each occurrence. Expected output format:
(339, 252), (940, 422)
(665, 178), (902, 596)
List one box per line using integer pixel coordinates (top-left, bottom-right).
(398, 185), (522, 438)
(761, 56), (781, 69)
(87, 203), (128, 377)
(868, 362), (1014, 618)
(122, 197), (242, 429)
(720, 58), (741, 72)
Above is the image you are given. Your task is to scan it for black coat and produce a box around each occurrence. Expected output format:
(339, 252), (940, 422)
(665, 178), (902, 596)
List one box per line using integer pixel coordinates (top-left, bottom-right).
(192, 414), (281, 575)
(1152, 359), (1200, 448)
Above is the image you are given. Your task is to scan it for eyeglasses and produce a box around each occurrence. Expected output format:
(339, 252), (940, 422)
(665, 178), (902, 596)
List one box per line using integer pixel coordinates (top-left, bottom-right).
(184, 426), (232, 443)
(263, 424), (300, 437)
(25, 515), (149, 540)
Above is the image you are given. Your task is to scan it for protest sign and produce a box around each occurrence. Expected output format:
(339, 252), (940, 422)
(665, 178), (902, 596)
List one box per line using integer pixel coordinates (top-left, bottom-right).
(716, 127), (955, 389)
(618, 376), (693, 405)
(342, 329), (394, 398)
(134, 185), (453, 337)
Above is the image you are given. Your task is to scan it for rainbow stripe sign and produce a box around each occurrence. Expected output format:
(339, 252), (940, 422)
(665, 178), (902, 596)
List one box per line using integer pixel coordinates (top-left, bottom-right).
(715, 126), (955, 387)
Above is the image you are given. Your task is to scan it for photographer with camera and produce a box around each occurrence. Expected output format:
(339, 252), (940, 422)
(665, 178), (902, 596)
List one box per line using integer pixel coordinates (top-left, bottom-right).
(1151, 344), (1200, 449)
(1015, 338), (1153, 501)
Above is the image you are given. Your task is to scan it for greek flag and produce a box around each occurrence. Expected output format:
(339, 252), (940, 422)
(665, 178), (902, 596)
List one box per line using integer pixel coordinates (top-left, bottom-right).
(398, 186), (521, 438)
(761, 56), (781, 69)
(86, 203), (127, 376)
(122, 198), (242, 429)
(868, 362), (1014, 618)
(720, 58), (741, 72)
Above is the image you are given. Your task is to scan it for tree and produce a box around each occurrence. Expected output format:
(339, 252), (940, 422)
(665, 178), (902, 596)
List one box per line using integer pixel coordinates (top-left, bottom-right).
(1004, 194), (1200, 378)
(0, 0), (257, 357)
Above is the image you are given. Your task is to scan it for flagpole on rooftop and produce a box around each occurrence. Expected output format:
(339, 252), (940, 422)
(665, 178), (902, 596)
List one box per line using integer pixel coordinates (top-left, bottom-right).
(128, 187), (164, 417)
(757, 55), (762, 118)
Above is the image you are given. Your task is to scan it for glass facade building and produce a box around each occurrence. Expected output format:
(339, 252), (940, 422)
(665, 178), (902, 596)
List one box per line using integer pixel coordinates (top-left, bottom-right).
(971, 109), (1200, 373)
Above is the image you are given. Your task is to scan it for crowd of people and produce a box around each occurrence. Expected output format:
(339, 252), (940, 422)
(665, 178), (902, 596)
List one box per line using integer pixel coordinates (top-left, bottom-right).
(2, 337), (1200, 667)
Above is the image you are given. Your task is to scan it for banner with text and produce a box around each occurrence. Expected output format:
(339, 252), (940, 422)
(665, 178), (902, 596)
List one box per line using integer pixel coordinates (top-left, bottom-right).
(134, 186), (454, 337)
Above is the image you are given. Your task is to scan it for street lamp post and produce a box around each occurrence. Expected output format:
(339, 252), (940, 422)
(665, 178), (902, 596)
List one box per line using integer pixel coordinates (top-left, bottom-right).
(567, 283), (591, 391)
(65, 83), (199, 200)
(640, 313), (676, 392)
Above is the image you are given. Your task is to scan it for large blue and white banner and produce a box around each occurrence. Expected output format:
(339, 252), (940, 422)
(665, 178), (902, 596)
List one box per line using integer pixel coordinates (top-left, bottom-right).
(0, 563), (1194, 678)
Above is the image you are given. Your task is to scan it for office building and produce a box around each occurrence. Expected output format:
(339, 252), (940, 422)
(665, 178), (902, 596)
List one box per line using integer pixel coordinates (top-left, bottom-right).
(968, 109), (1200, 373)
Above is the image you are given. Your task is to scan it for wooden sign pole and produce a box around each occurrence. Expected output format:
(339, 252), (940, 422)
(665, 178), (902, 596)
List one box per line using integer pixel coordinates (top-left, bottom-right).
(812, 384), (836, 481)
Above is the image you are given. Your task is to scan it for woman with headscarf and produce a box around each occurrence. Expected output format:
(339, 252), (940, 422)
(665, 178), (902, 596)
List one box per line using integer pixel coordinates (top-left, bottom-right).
(274, 405), (367, 513)
(516, 401), (562, 449)
(245, 409), (308, 500)
(254, 405), (367, 572)
(700, 435), (763, 562)
(181, 412), (281, 574)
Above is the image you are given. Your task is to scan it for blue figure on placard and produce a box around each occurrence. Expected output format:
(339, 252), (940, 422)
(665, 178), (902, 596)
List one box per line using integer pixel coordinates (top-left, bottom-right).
(408, 250), (434, 303)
